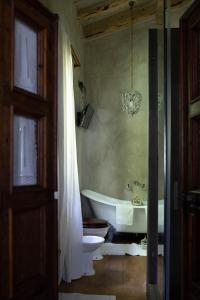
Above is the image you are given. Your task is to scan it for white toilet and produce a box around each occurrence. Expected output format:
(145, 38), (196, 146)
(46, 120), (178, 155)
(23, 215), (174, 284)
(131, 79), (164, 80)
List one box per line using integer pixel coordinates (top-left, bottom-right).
(83, 218), (109, 260)
(82, 235), (104, 276)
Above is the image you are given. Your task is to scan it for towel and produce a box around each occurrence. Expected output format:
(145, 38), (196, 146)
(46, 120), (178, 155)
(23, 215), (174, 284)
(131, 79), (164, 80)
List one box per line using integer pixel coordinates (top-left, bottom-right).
(59, 293), (116, 300)
(116, 204), (134, 225)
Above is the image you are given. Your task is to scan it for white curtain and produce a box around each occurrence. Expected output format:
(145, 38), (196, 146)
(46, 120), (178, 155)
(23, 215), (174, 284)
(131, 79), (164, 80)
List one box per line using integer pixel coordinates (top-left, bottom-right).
(58, 25), (83, 283)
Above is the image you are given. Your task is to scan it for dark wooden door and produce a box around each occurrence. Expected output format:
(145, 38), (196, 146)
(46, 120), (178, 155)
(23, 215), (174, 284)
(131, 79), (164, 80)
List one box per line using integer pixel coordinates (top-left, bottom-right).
(180, 1), (200, 299)
(0, 1), (58, 299)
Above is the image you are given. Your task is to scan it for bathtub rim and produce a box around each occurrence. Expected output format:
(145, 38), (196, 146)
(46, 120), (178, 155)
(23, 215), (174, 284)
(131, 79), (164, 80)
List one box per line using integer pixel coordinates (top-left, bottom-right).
(81, 189), (150, 207)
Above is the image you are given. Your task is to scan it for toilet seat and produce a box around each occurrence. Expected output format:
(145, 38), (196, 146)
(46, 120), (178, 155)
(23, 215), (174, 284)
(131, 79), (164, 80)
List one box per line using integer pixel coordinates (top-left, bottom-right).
(83, 218), (109, 261)
(83, 218), (108, 228)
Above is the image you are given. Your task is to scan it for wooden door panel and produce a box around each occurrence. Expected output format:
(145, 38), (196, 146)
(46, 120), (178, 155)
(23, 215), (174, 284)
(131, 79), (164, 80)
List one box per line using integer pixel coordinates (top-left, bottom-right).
(1, 0), (58, 192)
(11, 201), (57, 300)
(45, 200), (58, 300)
(187, 206), (200, 299)
(13, 207), (46, 286)
(188, 14), (200, 102)
(0, 105), (13, 194)
(0, 210), (11, 299)
(180, 1), (200, 299)
(0, 1), (58, 299)
(188, 118), (200, 190)
(11, 191), (50, 209)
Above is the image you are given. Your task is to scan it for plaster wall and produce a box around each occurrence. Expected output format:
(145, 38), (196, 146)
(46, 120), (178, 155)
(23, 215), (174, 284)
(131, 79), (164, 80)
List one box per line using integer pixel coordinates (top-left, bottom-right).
(82, 24), (151, 201)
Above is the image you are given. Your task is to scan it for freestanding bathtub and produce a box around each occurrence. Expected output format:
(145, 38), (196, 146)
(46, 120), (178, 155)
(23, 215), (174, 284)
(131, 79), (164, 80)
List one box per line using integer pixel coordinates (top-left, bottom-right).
(81, 189), (164, 234)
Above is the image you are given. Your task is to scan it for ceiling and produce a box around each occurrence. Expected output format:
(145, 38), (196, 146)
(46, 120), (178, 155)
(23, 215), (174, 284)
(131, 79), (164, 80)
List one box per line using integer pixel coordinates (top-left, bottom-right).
(74, 0), (191, 40)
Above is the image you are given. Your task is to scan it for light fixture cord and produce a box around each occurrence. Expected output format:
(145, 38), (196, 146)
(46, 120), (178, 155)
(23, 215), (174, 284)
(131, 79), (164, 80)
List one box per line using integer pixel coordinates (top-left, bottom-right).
(129, 1), (134, 90)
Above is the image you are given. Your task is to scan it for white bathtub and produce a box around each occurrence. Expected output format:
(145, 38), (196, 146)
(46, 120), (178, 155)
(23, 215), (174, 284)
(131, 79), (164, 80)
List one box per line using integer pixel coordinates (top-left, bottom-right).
(81, 189), (164, 234)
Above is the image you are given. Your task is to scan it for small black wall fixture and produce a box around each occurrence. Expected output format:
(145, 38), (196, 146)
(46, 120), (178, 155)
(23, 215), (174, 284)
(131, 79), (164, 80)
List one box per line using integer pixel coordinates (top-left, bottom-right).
(78, 81), (86, 94)
(77, 104), (94, 129)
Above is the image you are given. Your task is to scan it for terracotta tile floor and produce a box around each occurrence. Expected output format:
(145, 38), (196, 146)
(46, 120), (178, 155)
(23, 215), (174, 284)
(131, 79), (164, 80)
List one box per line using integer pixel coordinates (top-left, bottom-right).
(60, 255), (163, 300)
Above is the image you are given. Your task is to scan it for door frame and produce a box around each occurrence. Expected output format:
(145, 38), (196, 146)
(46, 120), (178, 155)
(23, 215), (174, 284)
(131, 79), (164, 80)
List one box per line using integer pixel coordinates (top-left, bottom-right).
(147, 29), (159, 291)
(164, 28), (182, 300)
(147, 26), (182, 300)
(180, 1), (200, 299)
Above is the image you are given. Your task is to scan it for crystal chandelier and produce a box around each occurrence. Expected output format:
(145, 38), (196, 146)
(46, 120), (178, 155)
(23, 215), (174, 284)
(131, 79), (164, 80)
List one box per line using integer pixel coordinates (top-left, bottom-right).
(121, 1), (142, 117)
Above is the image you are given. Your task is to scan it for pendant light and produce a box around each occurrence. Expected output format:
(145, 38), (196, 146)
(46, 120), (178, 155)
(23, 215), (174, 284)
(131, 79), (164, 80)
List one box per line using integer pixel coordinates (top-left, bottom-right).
(121, 1), (142, 117)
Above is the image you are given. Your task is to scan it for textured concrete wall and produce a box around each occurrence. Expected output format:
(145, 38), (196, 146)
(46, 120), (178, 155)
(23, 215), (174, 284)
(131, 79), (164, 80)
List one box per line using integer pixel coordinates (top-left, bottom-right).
(82, 24), (151, 202)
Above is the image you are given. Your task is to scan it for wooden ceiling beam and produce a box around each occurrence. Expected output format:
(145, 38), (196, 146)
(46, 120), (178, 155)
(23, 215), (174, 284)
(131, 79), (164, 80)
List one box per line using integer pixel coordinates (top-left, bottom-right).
(82, 0), (192, 39)
(170, 0), (190, 7)
(155, 0), (164, 27)
(83, 1), (156, 40)
(78, 0), (130, 22)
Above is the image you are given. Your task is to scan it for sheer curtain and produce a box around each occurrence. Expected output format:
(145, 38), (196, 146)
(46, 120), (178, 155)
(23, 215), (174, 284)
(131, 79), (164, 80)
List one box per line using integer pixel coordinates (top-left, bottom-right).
(14, 19), (37, 93)
(58, 25), (83, 283)
(13, 116), (37, 186)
